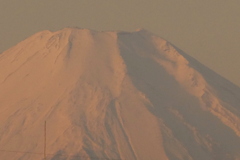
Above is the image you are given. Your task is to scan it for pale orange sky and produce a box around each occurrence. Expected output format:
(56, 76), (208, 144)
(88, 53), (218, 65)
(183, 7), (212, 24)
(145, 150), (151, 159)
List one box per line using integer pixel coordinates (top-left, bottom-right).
(0, 0), (239, 86)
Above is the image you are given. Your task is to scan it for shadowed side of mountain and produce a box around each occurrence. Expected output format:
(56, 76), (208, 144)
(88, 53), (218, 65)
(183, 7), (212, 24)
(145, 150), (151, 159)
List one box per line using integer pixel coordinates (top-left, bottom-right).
(117, 30), (240, 160)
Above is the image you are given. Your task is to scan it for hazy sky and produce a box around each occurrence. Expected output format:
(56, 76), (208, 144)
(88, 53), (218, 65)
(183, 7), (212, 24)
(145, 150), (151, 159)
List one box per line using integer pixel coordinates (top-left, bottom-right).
(0, 0), (239, 86)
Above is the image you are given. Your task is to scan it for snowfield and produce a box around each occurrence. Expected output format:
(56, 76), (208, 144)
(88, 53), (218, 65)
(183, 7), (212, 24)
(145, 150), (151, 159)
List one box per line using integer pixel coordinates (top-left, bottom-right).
(0, 28), (240, 160)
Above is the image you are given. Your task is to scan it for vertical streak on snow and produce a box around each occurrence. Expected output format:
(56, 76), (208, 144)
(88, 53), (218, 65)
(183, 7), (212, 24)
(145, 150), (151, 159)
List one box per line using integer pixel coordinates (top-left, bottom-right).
(114, 102), (138, 160)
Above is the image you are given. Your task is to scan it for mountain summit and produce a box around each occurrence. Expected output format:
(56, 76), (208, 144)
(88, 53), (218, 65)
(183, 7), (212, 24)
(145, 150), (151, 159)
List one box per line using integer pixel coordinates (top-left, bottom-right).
(0, 28), (240, 160)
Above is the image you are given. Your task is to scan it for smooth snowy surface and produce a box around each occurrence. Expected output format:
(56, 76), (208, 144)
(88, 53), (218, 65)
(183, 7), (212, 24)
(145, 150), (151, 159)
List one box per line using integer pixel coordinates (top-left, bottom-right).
(0, 28), (240, 160)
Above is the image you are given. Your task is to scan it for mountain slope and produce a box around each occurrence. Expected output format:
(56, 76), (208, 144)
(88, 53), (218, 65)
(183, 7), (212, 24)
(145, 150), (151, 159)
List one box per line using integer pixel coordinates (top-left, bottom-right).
(0, 28), (240, 160)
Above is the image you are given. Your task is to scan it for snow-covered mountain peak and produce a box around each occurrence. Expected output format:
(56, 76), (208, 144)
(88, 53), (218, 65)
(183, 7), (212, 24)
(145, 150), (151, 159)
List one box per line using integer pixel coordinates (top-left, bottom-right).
(0, 28), (240, 160)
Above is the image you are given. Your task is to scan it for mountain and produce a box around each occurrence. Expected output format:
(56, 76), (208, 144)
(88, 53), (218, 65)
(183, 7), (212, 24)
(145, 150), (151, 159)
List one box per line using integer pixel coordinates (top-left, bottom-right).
(0, 28), (240, 160)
